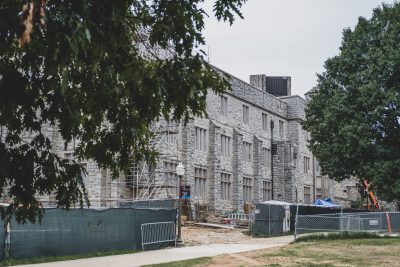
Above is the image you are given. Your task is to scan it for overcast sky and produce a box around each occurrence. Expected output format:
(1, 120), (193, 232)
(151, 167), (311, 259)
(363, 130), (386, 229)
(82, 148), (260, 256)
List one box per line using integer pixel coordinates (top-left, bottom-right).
(203, 0), (395, 97)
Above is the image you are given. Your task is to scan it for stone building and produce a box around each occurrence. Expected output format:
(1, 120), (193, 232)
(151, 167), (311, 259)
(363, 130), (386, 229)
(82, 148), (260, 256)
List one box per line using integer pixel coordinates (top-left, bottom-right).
(37, 66), (358, 211)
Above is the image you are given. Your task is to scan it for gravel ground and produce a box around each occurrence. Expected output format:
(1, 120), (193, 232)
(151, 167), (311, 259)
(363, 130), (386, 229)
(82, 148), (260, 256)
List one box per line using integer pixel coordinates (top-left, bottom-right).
(182, 225), (253, 246)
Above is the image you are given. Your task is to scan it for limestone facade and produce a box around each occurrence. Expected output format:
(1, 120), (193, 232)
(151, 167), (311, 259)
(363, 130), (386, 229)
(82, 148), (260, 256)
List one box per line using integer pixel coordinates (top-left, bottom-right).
(33, 67), (359, 211)
(154, 69), (358, 212)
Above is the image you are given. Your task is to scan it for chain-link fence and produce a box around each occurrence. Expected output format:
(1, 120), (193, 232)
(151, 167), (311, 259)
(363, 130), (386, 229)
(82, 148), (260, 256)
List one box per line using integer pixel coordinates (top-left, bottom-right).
(295, 211), (400, 239)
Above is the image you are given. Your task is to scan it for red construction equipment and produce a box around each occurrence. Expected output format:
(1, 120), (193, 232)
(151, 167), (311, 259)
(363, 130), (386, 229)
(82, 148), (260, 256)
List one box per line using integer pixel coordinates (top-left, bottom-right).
(362, 180), (380, 210)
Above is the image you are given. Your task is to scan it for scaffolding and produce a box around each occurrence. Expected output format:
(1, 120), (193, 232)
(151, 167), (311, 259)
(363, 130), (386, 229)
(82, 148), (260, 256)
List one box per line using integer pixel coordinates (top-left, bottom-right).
(121, 122), (180, 203)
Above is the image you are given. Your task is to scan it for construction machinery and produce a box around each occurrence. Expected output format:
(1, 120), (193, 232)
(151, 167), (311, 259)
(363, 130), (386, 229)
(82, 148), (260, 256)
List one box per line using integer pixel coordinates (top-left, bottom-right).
(359, 180), (380, 210)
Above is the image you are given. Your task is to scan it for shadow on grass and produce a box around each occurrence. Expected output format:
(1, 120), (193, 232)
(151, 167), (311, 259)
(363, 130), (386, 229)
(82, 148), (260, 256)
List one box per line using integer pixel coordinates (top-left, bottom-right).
(1, 250), (139, 267)
(143, 257), (212, 267)
(293, 231), (397, 243)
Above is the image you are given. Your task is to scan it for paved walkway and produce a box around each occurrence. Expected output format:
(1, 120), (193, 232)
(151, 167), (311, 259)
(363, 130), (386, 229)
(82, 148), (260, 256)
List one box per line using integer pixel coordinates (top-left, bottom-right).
(16, 236), (293, 267)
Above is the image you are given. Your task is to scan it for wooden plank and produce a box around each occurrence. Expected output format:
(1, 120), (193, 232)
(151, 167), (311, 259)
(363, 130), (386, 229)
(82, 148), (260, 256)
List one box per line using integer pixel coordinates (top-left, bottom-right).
(194, 222), (234, 230)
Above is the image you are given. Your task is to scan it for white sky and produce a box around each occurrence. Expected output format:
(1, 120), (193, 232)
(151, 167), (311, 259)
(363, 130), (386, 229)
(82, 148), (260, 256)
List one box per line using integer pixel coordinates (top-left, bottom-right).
(203, 0), (395, 97)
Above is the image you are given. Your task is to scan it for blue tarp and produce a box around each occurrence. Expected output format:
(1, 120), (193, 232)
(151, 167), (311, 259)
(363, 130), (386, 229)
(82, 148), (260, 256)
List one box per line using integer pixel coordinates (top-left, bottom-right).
(314, 198), (340, 208)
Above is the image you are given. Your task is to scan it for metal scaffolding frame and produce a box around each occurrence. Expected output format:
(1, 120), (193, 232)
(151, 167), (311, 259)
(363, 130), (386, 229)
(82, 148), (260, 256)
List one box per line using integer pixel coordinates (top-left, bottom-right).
(119, 122), (179, 203)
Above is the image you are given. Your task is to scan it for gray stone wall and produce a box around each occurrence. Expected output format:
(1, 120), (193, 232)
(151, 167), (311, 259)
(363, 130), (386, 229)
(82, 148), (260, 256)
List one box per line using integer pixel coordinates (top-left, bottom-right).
(28, 67), (358, 212)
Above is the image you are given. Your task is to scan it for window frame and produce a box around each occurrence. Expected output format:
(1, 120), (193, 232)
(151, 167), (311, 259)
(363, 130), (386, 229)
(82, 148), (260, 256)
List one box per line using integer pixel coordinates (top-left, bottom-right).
(220, 95), (228, 116)
(304, 186), (311, 204)
(194, 167), (208, 199)
(279, 120), (284, 137)
(220, 172), (232, 200)
(304, 156), (310, 173)
(262, 181), (272, 201)
(262, 113), (268, 132)
(242, 142), (252, 162)
(243, 176), (253, 203)
(263, 148), (271, 168)
(221, 134), (231, 157)
(195, 127), (208, 152)
(242, 105), (249, 124)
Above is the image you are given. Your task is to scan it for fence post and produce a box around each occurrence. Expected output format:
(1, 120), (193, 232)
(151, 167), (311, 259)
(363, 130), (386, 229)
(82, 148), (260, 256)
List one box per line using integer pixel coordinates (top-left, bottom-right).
(268, 204), (270, 236)
(340, 207), (343, 237)
(294, 204), (299, 240)
(386, 212), (392, 234)
(3, 222), (11, 259)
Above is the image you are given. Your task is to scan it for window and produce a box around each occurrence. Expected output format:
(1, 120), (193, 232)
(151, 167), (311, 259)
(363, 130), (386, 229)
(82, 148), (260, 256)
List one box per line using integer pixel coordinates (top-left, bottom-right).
(64, 152), (74, 160)
(242, 105), (249, 124)
(164, 131), (177, 145)
(243, 142), (252, 162)
(221, 135), (231, 157)
(263, 148), (271, 168)
(220, 173), (232, 200)
(221, 96), (228, 116)
(304, 186), (311, 204)
(164, 161), (178, 196)
(324, 177), (330, 191)
(315, 160), (320, 172)
(65, 153), (88, 184)
(80, 163), (88, 182)
(243, 177), (253, 202)
(194, 167), (207, 199)
(304, 130), (308, 142)
(316, 177), (322, 189)
(262, 113), (268, 131)
(195, 127), (208, 152)
(262, 181), (272, 201)
(304, 156), (310, 173)
(279, 120), (284, 137)
(316, 176), (329, 199)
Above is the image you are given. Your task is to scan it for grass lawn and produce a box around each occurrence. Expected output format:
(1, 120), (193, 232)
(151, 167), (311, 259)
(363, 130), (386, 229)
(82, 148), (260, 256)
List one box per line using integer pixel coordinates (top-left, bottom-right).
(145, 237), (400, 267)
(144, 257), (212, 267)
(0, 250), (138, 267)
(256, 238), (400, 267)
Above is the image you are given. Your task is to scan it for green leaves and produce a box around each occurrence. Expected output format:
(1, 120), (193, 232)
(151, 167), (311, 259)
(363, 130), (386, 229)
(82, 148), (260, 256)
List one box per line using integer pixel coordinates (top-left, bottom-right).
(0, 0), (242, 223)
(303, 2), (400, 203)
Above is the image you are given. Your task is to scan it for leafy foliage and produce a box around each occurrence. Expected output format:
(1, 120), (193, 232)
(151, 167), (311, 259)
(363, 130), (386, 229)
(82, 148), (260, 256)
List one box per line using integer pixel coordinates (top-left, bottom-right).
(303, 3), (400, 203)
(0, 0), (246, 223)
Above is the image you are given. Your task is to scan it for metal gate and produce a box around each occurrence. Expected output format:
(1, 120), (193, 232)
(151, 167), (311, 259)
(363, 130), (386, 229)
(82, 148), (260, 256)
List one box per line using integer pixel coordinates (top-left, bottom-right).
(141, 221), (176, 250)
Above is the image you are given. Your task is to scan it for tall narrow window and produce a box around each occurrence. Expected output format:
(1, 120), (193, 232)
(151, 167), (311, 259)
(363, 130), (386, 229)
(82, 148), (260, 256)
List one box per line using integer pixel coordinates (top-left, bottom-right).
(304, 156), (310, 173)
(304, 186), (311, 204)
(316, 177), (322, 199)
(304, 130), (308, 142)
(194, 167), (207, 199)
(262, 113), (268, 131)
(220, 173), (232, 200)
(279, 120), (284, 137)
(221, 96), (228, 116)
(164, 161), (178, 196)
(263, 148), (271, 168)
(195, 127), (208, 152)
(221, 135), (231, 157)
(243, 177), (253, 203)
(242, 105), (249, 124)
(164, 131), (178, 145)
(243, 142), (252, 162)
(262, 181), (272, 201)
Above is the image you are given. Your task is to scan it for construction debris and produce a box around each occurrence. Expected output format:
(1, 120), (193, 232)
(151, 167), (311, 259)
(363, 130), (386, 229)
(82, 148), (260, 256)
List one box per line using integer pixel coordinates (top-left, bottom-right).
(194, 222), (235, 229)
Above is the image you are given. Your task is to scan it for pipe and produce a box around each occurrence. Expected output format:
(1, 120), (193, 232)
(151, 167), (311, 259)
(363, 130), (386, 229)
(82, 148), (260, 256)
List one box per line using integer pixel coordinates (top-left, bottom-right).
(270, 120), (274, 200)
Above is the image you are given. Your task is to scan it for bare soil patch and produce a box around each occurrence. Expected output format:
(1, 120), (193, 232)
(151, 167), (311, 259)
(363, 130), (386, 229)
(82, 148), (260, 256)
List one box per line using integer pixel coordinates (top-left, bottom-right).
(182, 225), (252, 246)
(195, 238), (400, 267)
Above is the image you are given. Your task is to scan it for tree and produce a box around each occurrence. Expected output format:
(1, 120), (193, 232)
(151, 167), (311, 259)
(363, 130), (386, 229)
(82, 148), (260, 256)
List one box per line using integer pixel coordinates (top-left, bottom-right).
(0, 0), (246, 223)
(303, 3), (400, 204)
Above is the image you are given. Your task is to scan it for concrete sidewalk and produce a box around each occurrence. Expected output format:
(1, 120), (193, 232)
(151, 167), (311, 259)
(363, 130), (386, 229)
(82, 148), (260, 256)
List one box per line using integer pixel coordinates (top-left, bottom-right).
(16, 236), (293, 267)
